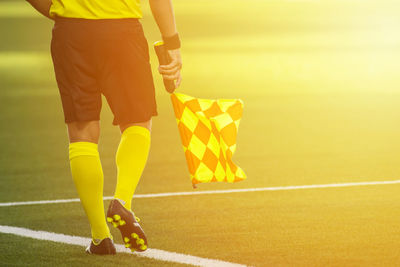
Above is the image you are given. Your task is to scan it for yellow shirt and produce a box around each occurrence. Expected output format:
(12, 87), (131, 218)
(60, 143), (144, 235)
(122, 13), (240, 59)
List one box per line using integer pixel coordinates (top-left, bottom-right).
(49, 0), (142, 19)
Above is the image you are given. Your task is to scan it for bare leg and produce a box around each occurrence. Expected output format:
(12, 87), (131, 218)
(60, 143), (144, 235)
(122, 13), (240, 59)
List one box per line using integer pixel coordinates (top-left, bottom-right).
(67, 120), (100, 143)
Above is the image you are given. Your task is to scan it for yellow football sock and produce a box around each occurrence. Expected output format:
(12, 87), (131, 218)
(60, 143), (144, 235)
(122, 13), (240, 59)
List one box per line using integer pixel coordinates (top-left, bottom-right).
(69, 142), (110, 241)
(114, 126), (151, 211)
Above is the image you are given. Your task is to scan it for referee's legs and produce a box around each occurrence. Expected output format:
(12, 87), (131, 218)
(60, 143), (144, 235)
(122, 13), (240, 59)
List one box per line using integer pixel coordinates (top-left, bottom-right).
(67, 120), (111, 243)
(114, 120), (152, 211)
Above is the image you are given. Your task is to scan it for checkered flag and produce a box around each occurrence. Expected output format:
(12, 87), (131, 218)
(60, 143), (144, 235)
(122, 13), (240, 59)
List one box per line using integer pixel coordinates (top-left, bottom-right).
(171, 93), (246, 186)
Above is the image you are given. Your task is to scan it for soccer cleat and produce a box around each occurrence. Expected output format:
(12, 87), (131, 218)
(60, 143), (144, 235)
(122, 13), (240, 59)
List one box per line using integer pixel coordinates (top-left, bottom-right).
(85, 238), (116, 255)
(107, 199), (148, 252)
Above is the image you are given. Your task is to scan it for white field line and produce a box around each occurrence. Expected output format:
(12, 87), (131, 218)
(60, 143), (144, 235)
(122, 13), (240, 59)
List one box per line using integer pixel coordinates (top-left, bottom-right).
(0, 225), (246, 267)
(1, 180), (400, 207)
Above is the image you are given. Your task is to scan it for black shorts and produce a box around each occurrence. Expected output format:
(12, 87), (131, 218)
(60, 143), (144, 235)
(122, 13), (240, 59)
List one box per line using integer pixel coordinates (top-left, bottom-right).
(51, 18), (157, 125)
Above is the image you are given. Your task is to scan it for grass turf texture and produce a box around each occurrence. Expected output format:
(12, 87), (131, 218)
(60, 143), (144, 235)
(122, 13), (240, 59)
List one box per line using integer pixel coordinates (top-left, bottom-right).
(1, 0), (400, 266)
(0, 234), (187, 267)
(2, 187), (400, 266)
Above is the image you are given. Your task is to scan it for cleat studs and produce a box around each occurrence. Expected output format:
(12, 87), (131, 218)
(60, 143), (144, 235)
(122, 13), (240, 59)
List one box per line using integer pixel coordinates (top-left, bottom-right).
(124, 237), (130, 243)
(119, 220), (126, 226)
(130, 248), (136, 253)
(113, 214), (121, 221)
(125, 243), (131, 248)
(106, 217), (113, 222)
(131, 233), (138, 239)
(136, 238), (144, 245)
(112, 222), (119, 228)
(140, 245), (147, 250)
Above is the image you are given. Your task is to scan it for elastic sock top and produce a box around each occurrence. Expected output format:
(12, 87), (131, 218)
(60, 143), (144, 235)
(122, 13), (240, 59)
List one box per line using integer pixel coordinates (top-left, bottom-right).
(122, 126), (150, 141)
(69, 142), (99, 160)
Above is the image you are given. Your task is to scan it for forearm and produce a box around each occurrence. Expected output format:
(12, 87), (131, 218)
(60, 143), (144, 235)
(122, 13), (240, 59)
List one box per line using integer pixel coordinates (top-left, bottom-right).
(149, 0), (177, 38)
(26, 0), (53, 20)
(150, 0), (182, 89)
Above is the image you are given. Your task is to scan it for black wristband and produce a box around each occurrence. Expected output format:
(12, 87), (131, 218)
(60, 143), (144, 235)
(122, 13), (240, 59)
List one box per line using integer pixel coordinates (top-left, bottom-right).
(162, 33), (181, 50)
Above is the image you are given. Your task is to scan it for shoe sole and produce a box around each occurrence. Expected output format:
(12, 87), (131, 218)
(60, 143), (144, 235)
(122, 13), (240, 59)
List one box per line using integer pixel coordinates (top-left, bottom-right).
(107, 214), (147, 252)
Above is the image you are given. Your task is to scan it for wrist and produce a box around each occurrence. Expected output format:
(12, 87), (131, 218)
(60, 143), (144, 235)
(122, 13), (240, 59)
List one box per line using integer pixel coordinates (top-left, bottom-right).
(162, 33), (181, 50)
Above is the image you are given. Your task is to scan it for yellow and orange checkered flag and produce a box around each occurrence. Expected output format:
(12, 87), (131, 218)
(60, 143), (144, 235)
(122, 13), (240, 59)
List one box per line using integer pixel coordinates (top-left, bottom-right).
(171, 92), (246, 186)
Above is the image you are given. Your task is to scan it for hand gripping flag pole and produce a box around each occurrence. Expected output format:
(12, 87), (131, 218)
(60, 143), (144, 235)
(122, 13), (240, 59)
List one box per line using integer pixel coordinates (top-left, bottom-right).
(154, 41), (246, 188)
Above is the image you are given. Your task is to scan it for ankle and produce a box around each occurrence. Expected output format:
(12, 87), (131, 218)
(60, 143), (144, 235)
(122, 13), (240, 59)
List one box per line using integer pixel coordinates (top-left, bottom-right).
(114, 198), (131, 211)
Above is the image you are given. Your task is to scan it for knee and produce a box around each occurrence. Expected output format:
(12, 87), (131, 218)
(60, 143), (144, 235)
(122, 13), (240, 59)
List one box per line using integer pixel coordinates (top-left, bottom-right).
(67, 121), (100, 143)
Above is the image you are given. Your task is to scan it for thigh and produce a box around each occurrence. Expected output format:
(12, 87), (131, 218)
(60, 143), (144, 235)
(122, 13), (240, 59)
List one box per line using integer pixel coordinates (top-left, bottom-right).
(96, 19), (158, 126)
(51, 19), (102, 124)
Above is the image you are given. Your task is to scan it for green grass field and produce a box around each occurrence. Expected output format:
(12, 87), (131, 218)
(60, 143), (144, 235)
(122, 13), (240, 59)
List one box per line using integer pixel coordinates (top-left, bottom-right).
(1, 0), (400, 266)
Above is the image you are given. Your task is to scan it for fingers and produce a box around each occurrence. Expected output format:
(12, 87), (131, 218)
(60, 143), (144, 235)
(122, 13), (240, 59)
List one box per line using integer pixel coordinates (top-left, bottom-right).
(162, 70), (181, 81)
(161, 70), (182, 89)
(159, 60), (182, 73)
(158, 64), (181, 75)
(158, 59), (182, 83)
(158, 48), (182, 89)
(159, 49), (182, 71)
(176, 74), (182, 88)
